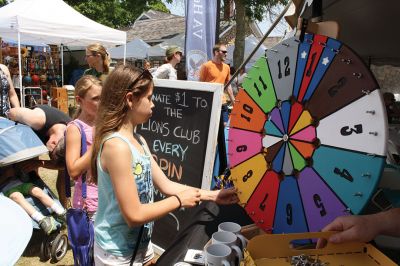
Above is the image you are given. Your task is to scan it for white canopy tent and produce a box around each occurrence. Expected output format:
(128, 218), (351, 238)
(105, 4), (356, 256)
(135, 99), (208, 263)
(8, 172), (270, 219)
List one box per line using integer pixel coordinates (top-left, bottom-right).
(0, 0), (126, 105)
(109, 38), (150, 59)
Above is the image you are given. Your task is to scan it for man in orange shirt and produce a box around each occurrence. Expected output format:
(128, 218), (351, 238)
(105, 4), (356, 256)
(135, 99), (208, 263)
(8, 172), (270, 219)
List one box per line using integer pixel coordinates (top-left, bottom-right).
(199, 43), (235, 111)
(199, 43), (235, 176)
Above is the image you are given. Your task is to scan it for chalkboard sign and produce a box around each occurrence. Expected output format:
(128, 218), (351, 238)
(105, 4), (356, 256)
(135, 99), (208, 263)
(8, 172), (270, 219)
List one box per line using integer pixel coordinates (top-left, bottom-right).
(135, 79), (222, 251)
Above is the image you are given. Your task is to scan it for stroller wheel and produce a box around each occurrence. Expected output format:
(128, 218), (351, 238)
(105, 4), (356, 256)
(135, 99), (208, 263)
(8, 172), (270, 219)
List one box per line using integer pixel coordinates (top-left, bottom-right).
(50, 233), (68, 262)
(39, 236), (51, 261)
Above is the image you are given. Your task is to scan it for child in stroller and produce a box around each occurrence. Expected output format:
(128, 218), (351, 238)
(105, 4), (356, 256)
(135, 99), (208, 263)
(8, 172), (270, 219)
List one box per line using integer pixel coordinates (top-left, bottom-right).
(0, 162), (69, 262)
(1, 162), (66, 234)
(0, 117), (68, 261)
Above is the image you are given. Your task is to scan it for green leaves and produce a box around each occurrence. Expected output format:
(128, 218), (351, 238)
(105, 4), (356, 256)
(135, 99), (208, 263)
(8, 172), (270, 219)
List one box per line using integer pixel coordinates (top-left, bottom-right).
(0, 0), (8, 7)
(63, 0), (169, 28)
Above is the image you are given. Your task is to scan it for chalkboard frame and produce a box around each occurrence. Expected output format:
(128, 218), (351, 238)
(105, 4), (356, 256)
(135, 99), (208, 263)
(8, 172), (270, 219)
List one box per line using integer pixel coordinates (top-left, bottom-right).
(151, 79), (223, 189)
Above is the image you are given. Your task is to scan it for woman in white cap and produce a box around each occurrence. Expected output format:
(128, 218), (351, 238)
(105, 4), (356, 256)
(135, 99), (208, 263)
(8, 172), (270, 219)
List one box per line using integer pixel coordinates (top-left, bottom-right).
(152, 46), (183, 80)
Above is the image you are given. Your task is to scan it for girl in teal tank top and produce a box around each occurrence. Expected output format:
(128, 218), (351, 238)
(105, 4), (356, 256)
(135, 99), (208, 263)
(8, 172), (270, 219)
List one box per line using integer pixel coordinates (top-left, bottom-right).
(91, 65), (238, 265)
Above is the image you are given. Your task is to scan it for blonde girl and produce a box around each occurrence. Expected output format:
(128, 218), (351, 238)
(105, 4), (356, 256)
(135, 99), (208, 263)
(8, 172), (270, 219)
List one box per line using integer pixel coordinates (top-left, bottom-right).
(91, 64), (238, 265)
(65, 75), (102, 218)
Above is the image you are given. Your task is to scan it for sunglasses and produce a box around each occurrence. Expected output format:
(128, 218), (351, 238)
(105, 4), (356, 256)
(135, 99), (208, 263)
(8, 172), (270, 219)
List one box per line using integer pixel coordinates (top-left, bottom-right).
(127, 68), (152, 91)
(219, 50), (228, 54)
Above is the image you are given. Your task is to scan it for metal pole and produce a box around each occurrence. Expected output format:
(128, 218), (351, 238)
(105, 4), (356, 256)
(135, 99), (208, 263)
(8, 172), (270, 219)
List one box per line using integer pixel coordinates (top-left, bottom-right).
(216, 0), (221, 43)
(224, 0), (293, 90)
(123, 43), (126, 65)
(61, 44), (64, 86)
(17, 31), (24, 107)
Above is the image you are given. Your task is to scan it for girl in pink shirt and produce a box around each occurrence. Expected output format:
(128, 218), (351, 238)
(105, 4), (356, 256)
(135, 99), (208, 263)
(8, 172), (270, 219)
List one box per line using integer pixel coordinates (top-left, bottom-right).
(65, 75), (102, 218)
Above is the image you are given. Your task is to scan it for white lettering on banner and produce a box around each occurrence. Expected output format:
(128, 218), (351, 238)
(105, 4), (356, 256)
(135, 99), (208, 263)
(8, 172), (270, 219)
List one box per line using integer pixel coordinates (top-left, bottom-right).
(193, 29), (203, 39)
(193, 18), (202, 28)
(153, 139), (188, 161)
(192, 1), (203, 40)
(193, 3), (203, 14)
(173, 126), (200, 145)
(193, 18), (203, 39)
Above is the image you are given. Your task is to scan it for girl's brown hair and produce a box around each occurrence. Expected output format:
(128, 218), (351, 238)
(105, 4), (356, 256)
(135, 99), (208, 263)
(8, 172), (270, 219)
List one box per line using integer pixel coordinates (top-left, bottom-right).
(90, 64), (153, 182)
(86, 43), (111, 74)
(73, 75), (102, 118)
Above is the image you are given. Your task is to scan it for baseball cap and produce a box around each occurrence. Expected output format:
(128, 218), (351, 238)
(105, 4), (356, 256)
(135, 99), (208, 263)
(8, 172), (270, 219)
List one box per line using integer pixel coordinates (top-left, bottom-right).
(166, 46), (183, 57)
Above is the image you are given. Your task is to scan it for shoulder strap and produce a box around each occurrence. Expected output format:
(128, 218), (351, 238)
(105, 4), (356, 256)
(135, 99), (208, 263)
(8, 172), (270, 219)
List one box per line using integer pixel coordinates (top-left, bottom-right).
(64, 121), (88, 199)
(133, 132), (152, 157)
(133, 132), (144, 146)
(130, 225), (144, 266)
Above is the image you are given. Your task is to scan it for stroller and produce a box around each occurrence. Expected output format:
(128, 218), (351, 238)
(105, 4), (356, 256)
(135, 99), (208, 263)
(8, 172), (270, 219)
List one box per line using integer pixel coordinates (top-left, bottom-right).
(0, 117), (68, 262)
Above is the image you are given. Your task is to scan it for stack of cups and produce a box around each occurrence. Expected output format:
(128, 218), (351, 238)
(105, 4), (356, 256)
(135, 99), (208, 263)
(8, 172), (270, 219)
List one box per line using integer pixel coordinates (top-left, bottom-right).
(204, 222), (248, 266)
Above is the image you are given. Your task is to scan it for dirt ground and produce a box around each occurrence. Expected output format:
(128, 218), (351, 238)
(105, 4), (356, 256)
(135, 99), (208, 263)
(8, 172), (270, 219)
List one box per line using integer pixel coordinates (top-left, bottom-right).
(16, 163), (74, 266)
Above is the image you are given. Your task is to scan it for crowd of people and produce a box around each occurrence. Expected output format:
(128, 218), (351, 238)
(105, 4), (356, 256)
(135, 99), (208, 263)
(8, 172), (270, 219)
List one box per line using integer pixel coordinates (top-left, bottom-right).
(1, 41), (400, 265)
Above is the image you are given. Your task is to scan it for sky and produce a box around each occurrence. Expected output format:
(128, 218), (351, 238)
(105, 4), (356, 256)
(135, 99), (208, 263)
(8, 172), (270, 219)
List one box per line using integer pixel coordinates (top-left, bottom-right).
(162, 1), (289, 37)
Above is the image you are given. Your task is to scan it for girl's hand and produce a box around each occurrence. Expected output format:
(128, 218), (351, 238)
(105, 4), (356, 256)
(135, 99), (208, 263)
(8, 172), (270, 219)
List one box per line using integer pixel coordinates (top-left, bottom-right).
(215, 188), (239, 205)
(176, 188), (201, 208)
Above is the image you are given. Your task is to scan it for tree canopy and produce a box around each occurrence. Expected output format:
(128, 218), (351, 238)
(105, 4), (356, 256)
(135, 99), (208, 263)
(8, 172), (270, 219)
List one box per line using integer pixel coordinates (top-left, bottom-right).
(64, 0), (170, 28)
(232, 0), (287, 69)
(241, 0), (288, 22)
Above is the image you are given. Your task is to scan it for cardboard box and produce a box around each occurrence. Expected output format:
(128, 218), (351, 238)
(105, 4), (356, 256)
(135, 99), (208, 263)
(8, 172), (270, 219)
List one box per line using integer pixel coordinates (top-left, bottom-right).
(246, 231), (397, 266)
(51, 87), (68, 114)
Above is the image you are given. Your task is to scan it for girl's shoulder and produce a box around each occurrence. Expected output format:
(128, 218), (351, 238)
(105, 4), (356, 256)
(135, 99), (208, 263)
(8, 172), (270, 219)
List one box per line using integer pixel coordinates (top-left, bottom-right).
(101, 134), (133, 158)
(102, 132), (130, 147)
(68, 119), (92, 131)
(67, 120), (82, 132)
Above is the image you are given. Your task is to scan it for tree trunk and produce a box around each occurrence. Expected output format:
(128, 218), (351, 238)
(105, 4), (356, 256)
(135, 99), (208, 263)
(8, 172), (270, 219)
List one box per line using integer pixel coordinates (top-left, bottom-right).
(233, 0), (246, 69)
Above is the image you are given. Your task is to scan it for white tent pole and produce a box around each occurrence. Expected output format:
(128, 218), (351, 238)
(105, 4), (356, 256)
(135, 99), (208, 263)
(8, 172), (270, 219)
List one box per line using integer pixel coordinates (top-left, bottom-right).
(17, 31), (24, 107)
(123, 43), (126, 65)
(61, 44), (64, 86)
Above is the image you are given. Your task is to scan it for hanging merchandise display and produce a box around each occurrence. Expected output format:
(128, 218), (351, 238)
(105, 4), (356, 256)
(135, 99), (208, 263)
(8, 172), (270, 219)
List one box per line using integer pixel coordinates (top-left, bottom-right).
(1, 42), (61, 107)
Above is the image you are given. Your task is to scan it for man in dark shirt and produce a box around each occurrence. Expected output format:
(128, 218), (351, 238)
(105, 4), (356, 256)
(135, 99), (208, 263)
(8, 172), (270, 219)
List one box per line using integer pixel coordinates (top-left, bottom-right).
(8, 105), (72, 206)
(9, 105), (71, 151)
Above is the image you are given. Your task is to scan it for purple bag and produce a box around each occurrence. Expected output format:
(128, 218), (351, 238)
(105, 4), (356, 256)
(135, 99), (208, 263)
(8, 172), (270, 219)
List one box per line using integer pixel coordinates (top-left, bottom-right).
(66, 208), (94, 266)
(65, 121), (94, 266)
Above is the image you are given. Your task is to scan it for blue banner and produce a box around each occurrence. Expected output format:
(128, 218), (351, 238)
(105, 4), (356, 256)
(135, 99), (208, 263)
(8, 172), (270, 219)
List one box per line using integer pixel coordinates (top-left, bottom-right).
(185, 0), (217, 81)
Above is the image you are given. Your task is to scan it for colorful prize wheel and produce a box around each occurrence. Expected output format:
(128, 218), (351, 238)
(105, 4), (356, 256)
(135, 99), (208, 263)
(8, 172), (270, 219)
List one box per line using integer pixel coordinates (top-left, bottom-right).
(228, 33), (388, 235)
